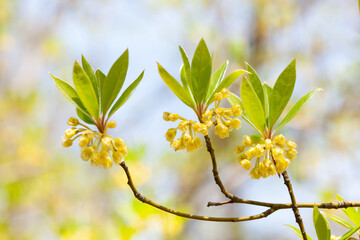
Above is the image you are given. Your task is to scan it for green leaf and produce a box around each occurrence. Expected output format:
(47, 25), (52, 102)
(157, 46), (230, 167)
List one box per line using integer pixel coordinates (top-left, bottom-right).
(108, 71), (144, 117)
(207, 69), (249, 104)
(323, 212), (354, 229)
(101, 49), (129, 115)
(313, 205), (331, 240)
(205, 61), (228, 100)
(286, 224), (313, 240)
(263, 83), (272, 128)
(76, 108), (95, 125)
(336, 195), (360, 226)
(180, 65), (191, 96)
(50, 73), (92, 118)
(95, 69), (106, 91)
(73, 61), (99, 118)
(157, 62), (195, 108)
(246, 63), (265, 109)
(275, 88), (322, 131)
(269, 59), (296, 128)
(339, 225), (360, 240)
(179, 46), (192, 94)
(81, 55), (99, 100)
(241, 78), (266, 133)
(228, 92), (263, 134)
(190, 39), (212, 103)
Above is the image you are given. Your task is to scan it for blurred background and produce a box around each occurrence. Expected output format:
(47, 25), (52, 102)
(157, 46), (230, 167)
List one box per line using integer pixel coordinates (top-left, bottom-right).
(0, 0), (359, 239)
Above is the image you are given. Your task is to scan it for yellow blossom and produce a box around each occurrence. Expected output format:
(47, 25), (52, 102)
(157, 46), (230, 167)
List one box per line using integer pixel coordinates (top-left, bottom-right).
(235, 134), (298, 179)
(61, 118), (129, 169)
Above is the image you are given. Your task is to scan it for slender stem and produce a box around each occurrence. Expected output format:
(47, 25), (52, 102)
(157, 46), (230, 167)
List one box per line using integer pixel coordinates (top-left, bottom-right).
(119, 161), (277, 222)
(282, 170), (307, 240)
(204, 135), (234, 199)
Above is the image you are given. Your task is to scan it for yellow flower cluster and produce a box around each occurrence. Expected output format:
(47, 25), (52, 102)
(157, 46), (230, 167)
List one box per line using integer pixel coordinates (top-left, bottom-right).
(163, 113), (208, 152)
(235, 134), (298, 179)
(61, 117), (128, 168)
(202, 89), (242, 139)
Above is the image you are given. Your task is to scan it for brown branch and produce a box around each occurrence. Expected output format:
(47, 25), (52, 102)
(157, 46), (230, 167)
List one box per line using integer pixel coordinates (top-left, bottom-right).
(119, 161), (278, 222)
(282, 170), (307, 240)
(207, 199), (360, 209)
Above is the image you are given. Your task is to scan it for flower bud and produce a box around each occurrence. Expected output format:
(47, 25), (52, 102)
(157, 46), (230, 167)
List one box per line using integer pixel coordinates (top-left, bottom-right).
(67, 117), (79, 126)
(234, 145), (245, 154)
(112, 151), (124, 164)
(230, 118), (242, 129)
(170, 139), (181, 151)
(64, 128), (77, 139)
(242, 135), (252, 146)
(168, 113), (179, 122)
(286, 141), (297, 149)
(231, 104), (242, 117)
(114, 138), (125, 148)
(287, 149), (298, 160)
(163, 112), (171, 121)
(274, 134), (286, 145)
(265, 139), (272, 149)
(62, 137), (73, 148)
(165, 128), (177, 142)
(107, 121), (116, 128)
(240, 159), (251, 170)
(78, 136), (90, 147)
(214, 92), (223, 101)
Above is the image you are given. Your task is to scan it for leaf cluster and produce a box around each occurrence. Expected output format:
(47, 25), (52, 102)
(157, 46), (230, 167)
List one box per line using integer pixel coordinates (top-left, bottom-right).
(51, 50), (144, 131)
(228, 60), (322, 137)
(157, 38), (248, 118)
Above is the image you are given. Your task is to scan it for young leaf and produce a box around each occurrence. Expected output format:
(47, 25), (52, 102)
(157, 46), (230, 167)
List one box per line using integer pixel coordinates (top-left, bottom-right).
(50, 73), (85, 110)
(263, 83), (272, 127)
(76, 108), (95, 125)
(246, 63), (265, 109)
(190, 39), (212, 103)
(336, 195), (360, 226)
(180, 65), (191, 95)
(207, 69), (249, 104)
(323, 212), (354, 229)
(157, 62), (195, 108)
(179, 46), (192, 94)
(95, 69), (106, 92)
(73, 61), (99, 118)
(241, 78), (266, 133)
(81, 55), (99, 100)
(275, 88), (322, 131)
(339, 225), (360, 240)
(313, 205), (331, 240)
(101, 49), (129, 115)
(228, 92), (263, 135)
(108, 71), (144, 117)
(205, 61), (228, 100)
(269, 59), (296, 128)
(286, 224), (313, 240)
